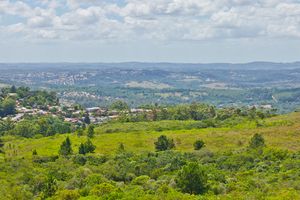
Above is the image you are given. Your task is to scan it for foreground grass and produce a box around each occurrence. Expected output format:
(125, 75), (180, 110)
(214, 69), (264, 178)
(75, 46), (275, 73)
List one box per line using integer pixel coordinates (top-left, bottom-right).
(3, 112), (300, 160)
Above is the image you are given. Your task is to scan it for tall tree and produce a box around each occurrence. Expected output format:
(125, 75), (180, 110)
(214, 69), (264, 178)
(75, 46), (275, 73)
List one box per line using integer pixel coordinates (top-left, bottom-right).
(84, 139), (96, 153)
(10, 85), (17, 93)
(78, 139), (96, 155)
(59, 137), (73, 156)
(78, 143), (86, 155)
(83, 113), (91, 124)
(87, 125), (95, 138)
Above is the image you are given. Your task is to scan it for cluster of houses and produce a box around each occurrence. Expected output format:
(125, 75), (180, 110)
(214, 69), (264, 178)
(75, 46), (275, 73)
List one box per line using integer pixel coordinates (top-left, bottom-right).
(64, 106), (120, 125)
(3, 98), (151, 125)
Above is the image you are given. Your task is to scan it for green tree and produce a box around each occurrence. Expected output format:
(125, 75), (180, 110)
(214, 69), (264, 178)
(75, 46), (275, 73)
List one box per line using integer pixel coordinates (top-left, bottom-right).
(36, 116), (71, 136)
(43, 175), (58, 198)
(193, 140), (205, 150)
(83, 113), (90, 124)
(10, 85), (17, 93)
(176, 162), (208, 195)
(0, 138), (4, 153)
(78, 139), (96, 155)
(78, 143), (86, 155)
(87, 124), (95, 138)
(0, 118), (14, 135)
(76, 128), (84, 137)
(84, 139), (96, 153)
(15, 86), (30, 98)
(249, 133), (265, 148)
(110, 100), (129, 111)
(14, 120), (38, 138)
(32, 149), (38, 156)
(0, 98), (16, 117)
(59, 137), (73, 156)
(154, 135), (175, 151)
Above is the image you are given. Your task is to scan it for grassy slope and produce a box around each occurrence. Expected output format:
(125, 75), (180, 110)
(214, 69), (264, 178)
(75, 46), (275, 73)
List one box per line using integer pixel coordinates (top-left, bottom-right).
(2, 112), (300, 160)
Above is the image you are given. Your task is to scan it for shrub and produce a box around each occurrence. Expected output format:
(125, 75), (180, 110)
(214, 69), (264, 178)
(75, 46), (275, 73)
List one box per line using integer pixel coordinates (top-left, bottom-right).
(176, 162), (208, 195)
(154, 135), (175, 151)
(57, 190), (80, 200)
(132, 175), (150, 185)
(116, 143), (125, 154)
(42, 175), (58, 198)
(73, 155), (87, 165)
(86, 155), (108, 166)
(90, 183), (117, 196)
(194, 140), (205, 150)
(249, 133), (265, 148)
(32, 155), (59, 163)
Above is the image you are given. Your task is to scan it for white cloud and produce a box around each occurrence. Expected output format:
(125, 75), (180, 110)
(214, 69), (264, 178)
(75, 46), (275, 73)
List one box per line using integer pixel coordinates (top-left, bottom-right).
(1, 0), (300, 42)
(0, 0), (33, 17)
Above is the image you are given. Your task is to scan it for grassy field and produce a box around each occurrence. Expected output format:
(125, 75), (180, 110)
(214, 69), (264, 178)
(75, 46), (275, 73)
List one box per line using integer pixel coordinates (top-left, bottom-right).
(3, 111), (300, 160)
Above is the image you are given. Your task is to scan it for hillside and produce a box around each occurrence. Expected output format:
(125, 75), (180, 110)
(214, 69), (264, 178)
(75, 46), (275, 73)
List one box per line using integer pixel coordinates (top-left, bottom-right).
(1, 111), (300, 199)
(3, 112), (300, 158)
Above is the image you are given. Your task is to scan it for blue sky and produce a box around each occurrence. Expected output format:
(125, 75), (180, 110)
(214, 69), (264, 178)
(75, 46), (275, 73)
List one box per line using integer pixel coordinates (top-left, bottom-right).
(1, 0), (300, 63)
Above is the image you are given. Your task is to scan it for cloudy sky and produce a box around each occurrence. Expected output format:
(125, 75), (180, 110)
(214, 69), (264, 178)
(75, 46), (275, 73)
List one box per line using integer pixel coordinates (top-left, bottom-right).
(1, 0), (300, 63)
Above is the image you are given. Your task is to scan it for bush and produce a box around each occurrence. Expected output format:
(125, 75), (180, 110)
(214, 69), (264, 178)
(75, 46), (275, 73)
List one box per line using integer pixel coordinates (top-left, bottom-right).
(57, 190), (80, 200)
(249, 133), (265, 148)
(132, 175), (150, 186)
(176, 162), (208, 195)
(154, 135), (175, 151)
(90, 183), (117, 196)
(194, 140), (205, 150)
(42, 175), (58, 198)
(73, 155), (87, 165)
(86, 155), (108, 166)
(32, 155), (59, 163)
(32, 149), (38, 156)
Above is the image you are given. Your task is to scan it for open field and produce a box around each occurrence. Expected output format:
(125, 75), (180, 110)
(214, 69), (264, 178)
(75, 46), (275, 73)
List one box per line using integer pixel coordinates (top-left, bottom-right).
(3, 112), (300, 160)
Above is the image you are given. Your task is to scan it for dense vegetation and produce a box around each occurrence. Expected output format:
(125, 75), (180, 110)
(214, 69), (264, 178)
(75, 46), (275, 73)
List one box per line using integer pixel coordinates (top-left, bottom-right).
(0, 115), (72, 138)
(1, 110), (300, 199)
(118, 102), (274, 123)
(0, 97), (15, 117)
(0, 86), (59, 118)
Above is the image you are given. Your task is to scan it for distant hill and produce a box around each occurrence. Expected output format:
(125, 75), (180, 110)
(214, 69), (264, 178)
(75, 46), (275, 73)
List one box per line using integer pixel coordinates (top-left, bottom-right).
(1, 61), (300, 70)
(1, 62), (300, 112)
